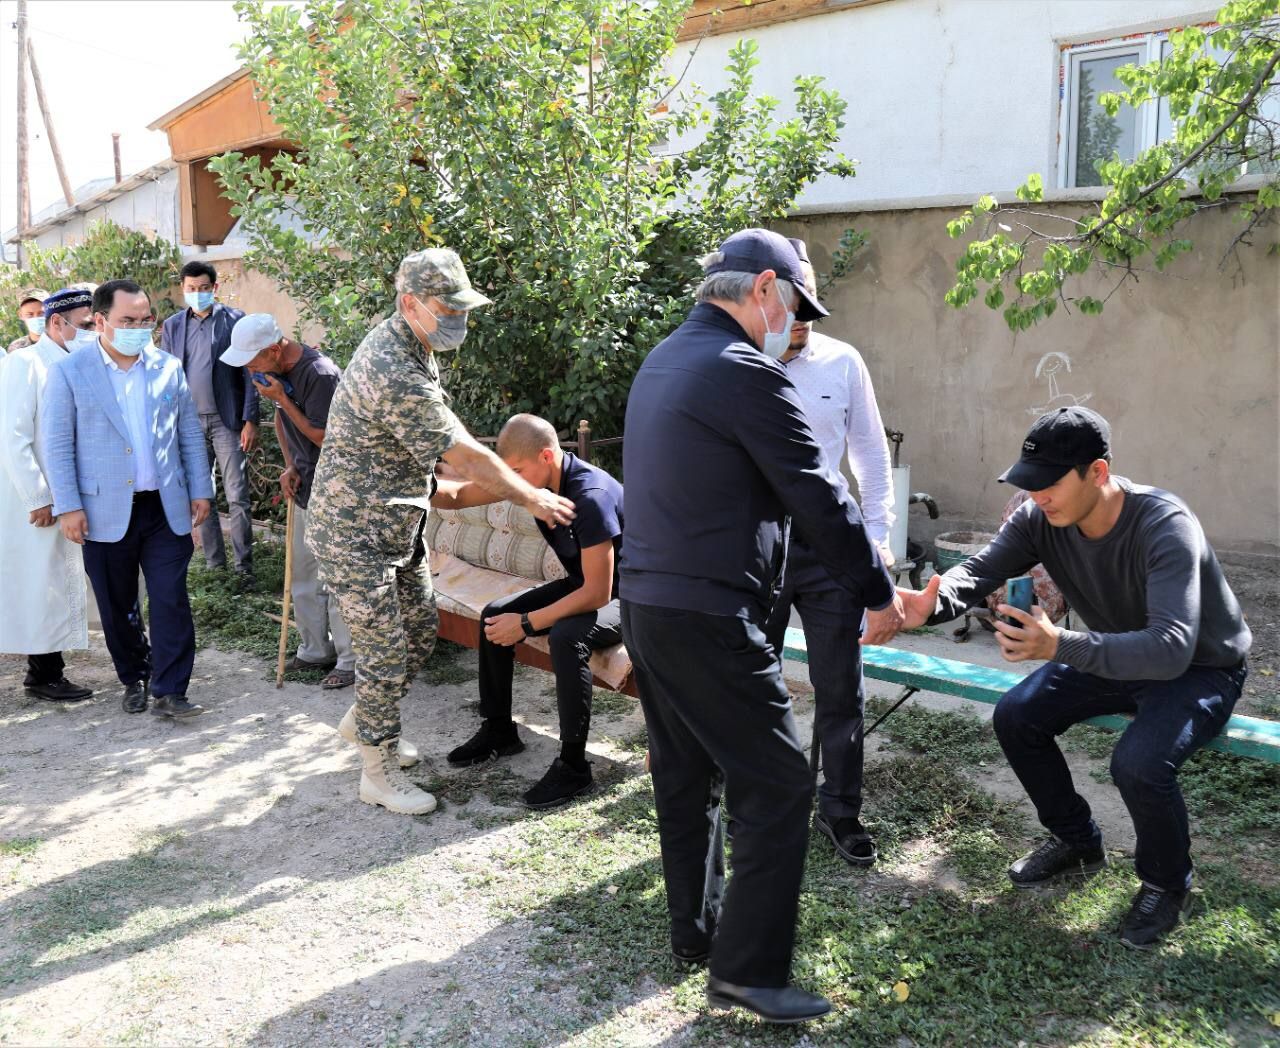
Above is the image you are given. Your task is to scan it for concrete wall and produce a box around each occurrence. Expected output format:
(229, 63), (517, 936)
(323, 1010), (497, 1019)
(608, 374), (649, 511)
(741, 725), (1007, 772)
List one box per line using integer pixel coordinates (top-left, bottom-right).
(204, 256), (326, 348)
(779, 202), (1280, 556)
(668, 0), (1216, 208)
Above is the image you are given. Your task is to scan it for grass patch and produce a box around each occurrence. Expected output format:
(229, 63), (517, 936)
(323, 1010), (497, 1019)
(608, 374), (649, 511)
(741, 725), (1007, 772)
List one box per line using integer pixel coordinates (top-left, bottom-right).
(869, 698), (1002, 765)
(0, 838), (40, 858)
(591, 687), (634, 718)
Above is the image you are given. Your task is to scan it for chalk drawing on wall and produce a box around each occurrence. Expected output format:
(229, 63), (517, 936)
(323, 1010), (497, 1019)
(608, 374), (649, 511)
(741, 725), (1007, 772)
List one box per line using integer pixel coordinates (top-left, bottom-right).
(1028, 351), (1093, 416)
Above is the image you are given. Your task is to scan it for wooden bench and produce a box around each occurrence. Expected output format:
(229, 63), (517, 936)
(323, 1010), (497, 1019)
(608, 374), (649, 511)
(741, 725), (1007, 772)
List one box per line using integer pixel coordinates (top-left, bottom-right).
(782, 626), (1280, 764)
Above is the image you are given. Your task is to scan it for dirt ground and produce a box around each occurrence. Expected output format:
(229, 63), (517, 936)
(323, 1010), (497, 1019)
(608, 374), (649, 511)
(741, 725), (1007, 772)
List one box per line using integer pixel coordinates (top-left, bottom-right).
(0, 561), (1275, 1045)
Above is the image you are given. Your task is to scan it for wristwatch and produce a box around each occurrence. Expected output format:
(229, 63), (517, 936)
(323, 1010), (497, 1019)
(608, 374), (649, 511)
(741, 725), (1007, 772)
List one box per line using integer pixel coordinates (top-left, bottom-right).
(520, 612), (536, 638)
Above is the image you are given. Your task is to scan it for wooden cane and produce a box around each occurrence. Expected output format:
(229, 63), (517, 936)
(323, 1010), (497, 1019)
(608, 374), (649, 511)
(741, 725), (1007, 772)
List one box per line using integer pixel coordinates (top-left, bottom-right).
(276, 497), (295, 688)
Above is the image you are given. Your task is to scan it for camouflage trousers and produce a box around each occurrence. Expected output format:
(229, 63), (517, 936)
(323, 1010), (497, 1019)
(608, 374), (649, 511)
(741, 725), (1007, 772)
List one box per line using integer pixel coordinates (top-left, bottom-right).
(318, 533), (438, 746)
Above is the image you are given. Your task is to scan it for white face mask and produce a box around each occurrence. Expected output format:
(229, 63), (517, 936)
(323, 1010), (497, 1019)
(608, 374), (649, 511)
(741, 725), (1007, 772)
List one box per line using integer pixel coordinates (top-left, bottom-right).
(758, 280), (795, 360)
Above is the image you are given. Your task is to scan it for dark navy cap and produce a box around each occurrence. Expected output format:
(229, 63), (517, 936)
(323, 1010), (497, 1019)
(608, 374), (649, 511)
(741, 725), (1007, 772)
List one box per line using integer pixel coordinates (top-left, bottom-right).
(43, 287), (94, 320)
(706, 228), (829, 322)
(999, 406), (1112, 491)
(786, 237), (810, 264)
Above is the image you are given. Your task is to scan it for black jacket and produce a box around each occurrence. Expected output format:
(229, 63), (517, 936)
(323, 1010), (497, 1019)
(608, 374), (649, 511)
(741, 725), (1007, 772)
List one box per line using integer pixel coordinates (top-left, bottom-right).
(619, 302), (893, 618)
(160, 303), (258, 433)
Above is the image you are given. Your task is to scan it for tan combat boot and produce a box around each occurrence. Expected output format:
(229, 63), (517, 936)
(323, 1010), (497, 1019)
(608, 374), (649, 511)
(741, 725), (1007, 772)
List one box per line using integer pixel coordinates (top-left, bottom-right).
(338, 705), (421, 768)
(356, 738), (438, 815)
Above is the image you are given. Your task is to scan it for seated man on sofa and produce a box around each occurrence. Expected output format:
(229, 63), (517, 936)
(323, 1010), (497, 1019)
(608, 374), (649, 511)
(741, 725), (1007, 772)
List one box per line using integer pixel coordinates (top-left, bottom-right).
(433, 413), (624, 809)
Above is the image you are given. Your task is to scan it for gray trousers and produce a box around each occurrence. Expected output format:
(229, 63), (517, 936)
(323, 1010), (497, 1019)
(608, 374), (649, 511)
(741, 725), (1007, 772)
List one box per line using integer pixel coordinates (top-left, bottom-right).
(197, 413), (253, 573)
(291, 504), (354, 670)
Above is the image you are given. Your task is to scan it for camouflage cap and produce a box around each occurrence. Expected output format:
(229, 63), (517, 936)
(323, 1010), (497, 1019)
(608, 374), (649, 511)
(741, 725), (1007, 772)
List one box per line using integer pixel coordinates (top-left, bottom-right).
(397, 249), (491, 311)
(17, 287), (49, 307)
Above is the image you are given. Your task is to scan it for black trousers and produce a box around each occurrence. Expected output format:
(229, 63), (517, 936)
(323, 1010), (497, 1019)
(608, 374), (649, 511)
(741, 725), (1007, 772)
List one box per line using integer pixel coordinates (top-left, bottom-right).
(621, 599), (813, 988)
(764, 539), (868, 820)
(24, 651), (65, 686)
(82, 492), (196, 698)
(479, 579), (622, 748)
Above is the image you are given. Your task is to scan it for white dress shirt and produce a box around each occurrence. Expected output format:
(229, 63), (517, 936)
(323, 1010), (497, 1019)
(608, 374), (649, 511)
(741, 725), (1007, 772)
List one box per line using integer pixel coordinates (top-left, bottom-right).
(782, 330), (895, 545)
(99, 342), (159, 492)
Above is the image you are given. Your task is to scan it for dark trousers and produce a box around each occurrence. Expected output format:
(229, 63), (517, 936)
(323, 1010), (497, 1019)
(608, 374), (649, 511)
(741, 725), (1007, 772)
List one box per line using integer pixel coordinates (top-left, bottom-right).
(479, 579), (622, 749)
(764, 539), (867, 820)
(24, 651), (65, 685)
(621, 600), (813, 988)
(82, 492), (197, 698)
(993, 659), (1247, 892)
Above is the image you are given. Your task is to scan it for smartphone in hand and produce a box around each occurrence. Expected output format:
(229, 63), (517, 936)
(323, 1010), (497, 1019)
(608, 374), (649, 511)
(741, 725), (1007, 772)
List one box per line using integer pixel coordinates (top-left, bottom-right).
(1005, 575), (1034, 626)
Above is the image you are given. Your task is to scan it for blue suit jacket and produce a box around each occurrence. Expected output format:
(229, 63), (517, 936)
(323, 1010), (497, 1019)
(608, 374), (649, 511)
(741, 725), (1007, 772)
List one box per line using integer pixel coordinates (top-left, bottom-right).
(42, 342), (215, 544)
(160, 303), (258, 433)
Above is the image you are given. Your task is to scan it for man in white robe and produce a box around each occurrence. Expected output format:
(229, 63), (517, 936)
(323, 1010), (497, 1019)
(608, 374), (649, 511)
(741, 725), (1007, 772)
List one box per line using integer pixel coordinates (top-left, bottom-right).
(0, 287), (94, 700)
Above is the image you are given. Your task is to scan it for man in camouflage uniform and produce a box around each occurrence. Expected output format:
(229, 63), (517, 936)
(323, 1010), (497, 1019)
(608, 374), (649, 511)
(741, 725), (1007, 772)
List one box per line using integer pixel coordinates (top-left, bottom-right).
(308, 248), (576, 816)
(5, 288), (49, 360)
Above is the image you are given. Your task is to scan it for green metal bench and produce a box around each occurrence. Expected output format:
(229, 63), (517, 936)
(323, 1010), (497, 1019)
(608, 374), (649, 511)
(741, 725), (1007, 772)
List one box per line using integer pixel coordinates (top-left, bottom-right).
(781, 626), (1280, 765)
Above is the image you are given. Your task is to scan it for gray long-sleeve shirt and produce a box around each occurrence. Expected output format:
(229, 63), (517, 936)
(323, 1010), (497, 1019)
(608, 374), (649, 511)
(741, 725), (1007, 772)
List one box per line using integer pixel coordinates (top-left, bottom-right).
(930, 478), (1251, 680)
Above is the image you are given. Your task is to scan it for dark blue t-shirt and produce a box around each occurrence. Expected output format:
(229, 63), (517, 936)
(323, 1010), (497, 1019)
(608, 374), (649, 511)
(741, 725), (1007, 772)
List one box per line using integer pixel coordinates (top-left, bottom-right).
(536, 451), (624, 595)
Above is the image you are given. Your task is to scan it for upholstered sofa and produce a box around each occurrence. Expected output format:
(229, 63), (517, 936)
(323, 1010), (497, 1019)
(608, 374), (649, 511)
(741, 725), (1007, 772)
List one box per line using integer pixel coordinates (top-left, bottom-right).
(424, 501), (635, 693)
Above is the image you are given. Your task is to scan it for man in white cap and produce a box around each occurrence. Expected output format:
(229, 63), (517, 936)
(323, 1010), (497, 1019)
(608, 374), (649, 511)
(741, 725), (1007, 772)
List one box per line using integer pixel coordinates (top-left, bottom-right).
(221, 315), (355, 690)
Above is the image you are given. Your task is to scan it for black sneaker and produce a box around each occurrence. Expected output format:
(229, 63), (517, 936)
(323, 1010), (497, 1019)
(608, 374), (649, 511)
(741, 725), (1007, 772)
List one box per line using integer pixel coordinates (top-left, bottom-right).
(521, 758), (593, 810)
(233, 572), (257, 594)
(1008, 837), (1107, 888)
(151, 695), (205, 721)
(448, 721), (524, 767)
(813, 811), (876, 866)
(26, 678), (93, 702)
(1119, 885), (1192, 950)
(122, 681), (149, 714)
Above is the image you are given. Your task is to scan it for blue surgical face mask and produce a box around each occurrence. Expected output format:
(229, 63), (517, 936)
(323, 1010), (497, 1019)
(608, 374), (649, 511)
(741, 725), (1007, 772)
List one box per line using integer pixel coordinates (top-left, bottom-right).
(185, 290), (215, 312)
(109, 324), (152, 357)
(416, 298), (469, 352)
(69, 328), (99, 352)
(23, 316), (46, 336)
(758, 280), (795, 360)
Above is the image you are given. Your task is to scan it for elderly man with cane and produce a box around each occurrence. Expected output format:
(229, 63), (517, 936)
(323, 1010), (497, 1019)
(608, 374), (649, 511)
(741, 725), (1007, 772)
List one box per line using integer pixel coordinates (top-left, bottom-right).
(620, 229), (904, 1024)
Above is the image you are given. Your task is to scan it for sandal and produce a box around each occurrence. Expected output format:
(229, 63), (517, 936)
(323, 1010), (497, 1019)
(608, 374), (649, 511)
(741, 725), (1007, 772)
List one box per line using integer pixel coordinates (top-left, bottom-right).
(321, 669), (356, 690)
(285, 655), (335, 672)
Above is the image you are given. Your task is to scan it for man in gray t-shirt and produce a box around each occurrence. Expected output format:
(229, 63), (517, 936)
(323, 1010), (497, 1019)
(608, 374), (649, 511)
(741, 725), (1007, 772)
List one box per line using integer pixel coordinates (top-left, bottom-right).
(899, 406), (1250, 951)
(221, 314), (354, 689)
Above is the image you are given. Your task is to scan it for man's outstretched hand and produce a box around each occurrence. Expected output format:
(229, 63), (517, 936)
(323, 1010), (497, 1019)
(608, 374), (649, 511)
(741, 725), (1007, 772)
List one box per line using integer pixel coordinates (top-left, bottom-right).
(895, 573), (943, 631)
(862, 591), (905, 646)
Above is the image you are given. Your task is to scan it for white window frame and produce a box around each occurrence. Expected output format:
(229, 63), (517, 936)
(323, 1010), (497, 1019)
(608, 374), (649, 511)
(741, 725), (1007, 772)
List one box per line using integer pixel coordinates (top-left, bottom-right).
(1058, 35), (1165, 189)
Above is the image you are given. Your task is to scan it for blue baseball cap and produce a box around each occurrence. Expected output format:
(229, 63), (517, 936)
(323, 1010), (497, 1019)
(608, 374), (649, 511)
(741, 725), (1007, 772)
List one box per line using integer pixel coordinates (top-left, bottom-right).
(705, 228), (829, 322)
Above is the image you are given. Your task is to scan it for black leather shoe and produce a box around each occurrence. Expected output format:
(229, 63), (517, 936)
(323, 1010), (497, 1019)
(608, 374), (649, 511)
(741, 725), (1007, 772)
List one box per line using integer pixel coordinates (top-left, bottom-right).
(814, 810), (876, 866)
(1009, 836), (1106, 888)
(151, 695), (205, 721)
(447, 721), (524, 767)
(672, 944), (709, 966)
(1119, 885), (1193, 950)
(26, 678), (93, 702)
(522, 758), (593, 810)
(706, 977), (831, 1024)
(122, 681), (149, 714)
(233, 572), (258, 594)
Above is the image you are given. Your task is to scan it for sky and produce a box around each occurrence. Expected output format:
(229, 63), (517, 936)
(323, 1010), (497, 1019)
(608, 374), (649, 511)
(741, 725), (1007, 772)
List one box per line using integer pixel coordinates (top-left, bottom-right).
(0, 0), (261, 253)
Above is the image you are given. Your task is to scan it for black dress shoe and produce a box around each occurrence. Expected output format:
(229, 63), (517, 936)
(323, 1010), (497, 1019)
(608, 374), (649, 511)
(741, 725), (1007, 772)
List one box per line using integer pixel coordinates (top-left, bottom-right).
(1008, 836), (1107, 888)
(151, 695), (205, 721)
(447, 720), (525, 767)
(706, 977), (831, 1024)
(1119, 884), (1193, 950)
(814, 810), (876, 866)
(26, 678), (93, 702)
(521, 758), (593, 810)
(671, 944), (709, 966)
(122, 681), (149, 714)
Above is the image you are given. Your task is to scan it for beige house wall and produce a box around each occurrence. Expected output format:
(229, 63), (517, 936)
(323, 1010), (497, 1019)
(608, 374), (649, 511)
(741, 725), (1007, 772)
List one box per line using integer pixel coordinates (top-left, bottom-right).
(780, 203), (1280, 557)
(196, 256), (327, 349)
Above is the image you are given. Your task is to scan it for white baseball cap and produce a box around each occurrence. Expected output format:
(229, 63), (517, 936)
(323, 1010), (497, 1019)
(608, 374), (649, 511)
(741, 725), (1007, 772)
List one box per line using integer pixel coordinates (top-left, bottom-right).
(222, 313), (283, 367)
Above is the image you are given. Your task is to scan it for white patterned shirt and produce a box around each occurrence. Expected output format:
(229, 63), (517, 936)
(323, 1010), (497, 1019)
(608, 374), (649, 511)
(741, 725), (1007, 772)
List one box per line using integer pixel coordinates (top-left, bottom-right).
(99, 343), (159, 492)
(782, 330), (895, 545)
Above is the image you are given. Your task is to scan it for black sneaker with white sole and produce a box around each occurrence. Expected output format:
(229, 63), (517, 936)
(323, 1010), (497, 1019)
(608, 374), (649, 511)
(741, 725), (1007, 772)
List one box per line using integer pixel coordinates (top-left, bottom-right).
(521, 758), (593, 810)
(1008, 836), (1106, 888)
(447, 720), (525, 767)
(1119, 884), (1192, 950)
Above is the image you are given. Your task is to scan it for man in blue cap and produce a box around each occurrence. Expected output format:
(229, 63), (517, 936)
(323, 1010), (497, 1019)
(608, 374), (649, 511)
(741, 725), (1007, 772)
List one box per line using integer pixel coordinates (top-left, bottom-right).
(620, 228), (904, 1023)
(897, 406), (1252, 949)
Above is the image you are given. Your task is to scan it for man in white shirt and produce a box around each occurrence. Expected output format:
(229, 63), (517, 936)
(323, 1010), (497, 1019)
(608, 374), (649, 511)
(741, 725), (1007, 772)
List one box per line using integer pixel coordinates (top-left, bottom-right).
(764, 238), (895, 867)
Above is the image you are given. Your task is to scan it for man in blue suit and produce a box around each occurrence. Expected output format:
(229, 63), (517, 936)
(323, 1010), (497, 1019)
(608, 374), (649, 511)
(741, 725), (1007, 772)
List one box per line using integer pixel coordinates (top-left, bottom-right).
(43, 280), (214, 719)
(160, 261), (257, 588)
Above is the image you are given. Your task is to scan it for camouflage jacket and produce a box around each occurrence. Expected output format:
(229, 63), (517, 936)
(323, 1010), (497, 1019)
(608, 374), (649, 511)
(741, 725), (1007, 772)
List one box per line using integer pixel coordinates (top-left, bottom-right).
(5, 334), (36, 357)
(307, 313), (466, 567)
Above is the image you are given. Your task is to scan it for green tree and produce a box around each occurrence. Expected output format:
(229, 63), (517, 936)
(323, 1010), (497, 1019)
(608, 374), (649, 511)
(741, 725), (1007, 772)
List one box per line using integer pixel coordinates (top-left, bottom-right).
(1, 220), (182, 343)
(944, 0), (1280, 330)
(211, 0), (858, 439)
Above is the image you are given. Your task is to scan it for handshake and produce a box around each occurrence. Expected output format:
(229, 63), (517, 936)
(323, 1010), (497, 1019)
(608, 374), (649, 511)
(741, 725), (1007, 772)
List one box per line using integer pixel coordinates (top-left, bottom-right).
(861, 574), (942, 645)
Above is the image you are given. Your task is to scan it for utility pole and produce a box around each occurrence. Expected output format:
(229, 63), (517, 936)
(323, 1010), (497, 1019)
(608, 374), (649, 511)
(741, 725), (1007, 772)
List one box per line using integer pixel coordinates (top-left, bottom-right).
(15, 0), (31, 267)
(112, 133), (122, 183)
(27, 39), (74, 208)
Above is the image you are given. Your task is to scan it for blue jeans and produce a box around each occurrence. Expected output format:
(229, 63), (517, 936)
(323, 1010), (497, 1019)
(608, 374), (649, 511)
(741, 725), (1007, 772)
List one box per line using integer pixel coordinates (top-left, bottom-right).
(993, 660), (1247, 892)
(764, 540), (867, 820)
(197, 413), (253, 573)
